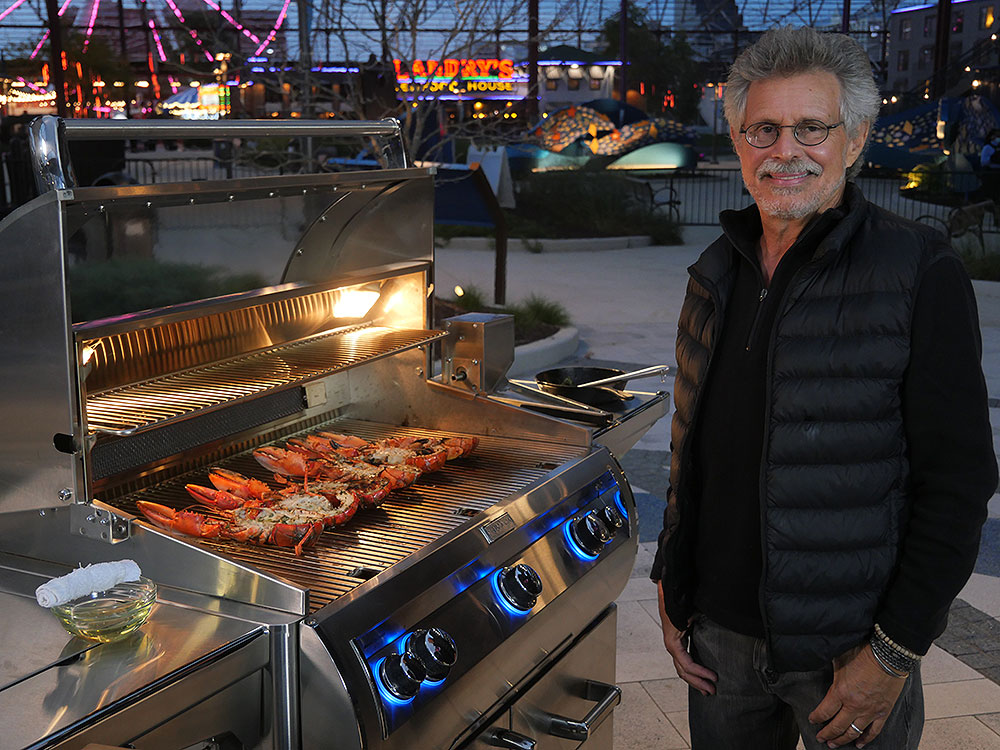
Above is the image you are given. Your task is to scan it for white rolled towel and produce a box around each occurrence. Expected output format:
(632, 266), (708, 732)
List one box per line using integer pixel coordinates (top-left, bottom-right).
(35, 560), (142, 608)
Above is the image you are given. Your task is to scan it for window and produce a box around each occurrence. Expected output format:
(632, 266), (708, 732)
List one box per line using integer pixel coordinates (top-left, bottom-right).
(901, 18), (912, 38)
(590, 77), (601, 90)
(981, 5), (995, 28)
(897, 49), (910, 71)
(952, 11), (963, 32)
(919, 46), (933, 69)
(545, 79), (559, 90)
(950, 40), (963, 59)
(567, 77), (581, 90)
(924, 16), (935, 36)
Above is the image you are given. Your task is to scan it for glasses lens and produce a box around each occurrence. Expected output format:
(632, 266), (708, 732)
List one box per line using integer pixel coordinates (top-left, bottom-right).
(794, 120), (829, 145)
(746, 123), (778, 147)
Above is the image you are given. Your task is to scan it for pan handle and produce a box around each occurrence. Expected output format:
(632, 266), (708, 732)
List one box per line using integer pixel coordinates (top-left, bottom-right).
(546, 680), (622, 740)
(28, 115), (408, 192)
(575, 365), (672, 389)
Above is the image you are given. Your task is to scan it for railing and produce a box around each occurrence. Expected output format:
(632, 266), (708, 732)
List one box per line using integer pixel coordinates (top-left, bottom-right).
(651, 168), (999, 239)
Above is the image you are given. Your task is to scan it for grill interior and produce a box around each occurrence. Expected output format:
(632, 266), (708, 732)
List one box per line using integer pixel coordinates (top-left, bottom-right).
(84, 325), (446, 435)
(108, 418), (587, 613)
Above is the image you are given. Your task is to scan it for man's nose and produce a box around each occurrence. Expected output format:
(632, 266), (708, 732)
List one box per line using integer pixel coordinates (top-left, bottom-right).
(770, 127), (804, 156)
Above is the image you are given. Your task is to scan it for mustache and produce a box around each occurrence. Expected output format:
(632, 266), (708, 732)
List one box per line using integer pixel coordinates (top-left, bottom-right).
(756, 158), (822, 179)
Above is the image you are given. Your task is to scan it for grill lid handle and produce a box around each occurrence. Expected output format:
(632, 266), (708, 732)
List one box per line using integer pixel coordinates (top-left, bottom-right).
(27, 115), (409, 192)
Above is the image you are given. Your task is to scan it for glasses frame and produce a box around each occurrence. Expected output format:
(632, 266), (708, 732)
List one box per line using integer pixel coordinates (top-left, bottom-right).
(739, 120), (844, 149)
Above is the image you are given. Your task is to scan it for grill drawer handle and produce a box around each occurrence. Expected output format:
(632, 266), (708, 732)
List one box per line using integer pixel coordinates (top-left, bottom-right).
(486, 728), (536, 749)
(546, 680), (622, 741)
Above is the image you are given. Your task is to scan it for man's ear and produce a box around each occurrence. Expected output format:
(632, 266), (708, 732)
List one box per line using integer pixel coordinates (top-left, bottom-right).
(846, 120), (870, 167)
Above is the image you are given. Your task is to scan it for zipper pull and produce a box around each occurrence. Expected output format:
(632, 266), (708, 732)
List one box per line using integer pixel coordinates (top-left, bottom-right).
(745, 288), (769, 352)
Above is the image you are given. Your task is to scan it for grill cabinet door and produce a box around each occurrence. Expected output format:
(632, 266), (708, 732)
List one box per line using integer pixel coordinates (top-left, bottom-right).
(509, 605), (618, 750)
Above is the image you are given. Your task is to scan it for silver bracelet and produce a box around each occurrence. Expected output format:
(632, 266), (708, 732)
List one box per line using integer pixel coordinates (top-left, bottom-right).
(869, 635), (912, 678)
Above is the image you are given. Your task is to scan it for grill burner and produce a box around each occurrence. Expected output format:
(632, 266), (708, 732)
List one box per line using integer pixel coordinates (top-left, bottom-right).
(110, 419), (587, 612)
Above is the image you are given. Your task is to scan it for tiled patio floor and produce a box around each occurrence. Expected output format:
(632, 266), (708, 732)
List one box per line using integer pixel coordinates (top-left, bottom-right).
(614, 542), (1000, 749)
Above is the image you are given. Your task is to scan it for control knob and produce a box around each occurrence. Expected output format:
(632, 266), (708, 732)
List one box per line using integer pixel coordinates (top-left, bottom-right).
(497, 563), (543, 611)
(601, 505), (624, 532)
(406, 627), (458, 681)
(571, 511), (613, 556)
(380, 651), (426, 700)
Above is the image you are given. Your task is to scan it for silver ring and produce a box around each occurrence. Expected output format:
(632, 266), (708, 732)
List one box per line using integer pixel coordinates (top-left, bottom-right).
(849, 722), (864, 734)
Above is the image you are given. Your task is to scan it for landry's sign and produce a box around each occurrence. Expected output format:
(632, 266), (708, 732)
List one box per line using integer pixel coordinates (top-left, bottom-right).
(393, 58), (521, 97)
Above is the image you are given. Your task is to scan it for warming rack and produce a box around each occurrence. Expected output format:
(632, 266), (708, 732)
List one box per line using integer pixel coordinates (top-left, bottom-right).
(83, 324), (447, 435)
(110, 419), (588, 613)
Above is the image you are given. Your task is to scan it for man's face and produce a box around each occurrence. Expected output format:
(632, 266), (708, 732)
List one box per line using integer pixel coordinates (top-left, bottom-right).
(730, 71), (868, 222)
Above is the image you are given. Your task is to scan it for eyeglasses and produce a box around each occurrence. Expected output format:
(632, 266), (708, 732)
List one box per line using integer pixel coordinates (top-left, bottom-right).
(739, 119), (844, 148)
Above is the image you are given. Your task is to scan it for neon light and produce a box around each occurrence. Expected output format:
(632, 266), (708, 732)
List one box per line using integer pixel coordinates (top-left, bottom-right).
(254, 0), (291, 56)
(372, 658), (415, 707)
(162, 0), (185, 22)
(57, 0), (73, 15)
(149, 20), (167, 63)
(200, 0), (261, 43)
(81, 0), (101, 52)
(0, 0), (29, 24)
(16, 76), (45, 93)
(29, 31), (49, 59)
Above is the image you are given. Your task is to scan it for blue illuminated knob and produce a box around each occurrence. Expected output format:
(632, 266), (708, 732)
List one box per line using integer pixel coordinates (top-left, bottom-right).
(601, 505), (624, 532)
(571, 511), (613, 557)
(498, 564), (543, 611)
(407, 627), (458, 681)
(380, 651), (426, 700)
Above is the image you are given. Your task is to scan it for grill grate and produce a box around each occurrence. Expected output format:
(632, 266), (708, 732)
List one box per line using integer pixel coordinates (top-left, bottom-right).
(108, 419), (587, 613)
(85, 325), (446, 435)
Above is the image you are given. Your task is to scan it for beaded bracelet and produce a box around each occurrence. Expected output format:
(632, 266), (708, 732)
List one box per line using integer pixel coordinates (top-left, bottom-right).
(869, 637), (910, 678)
(874, 623), (921, 661)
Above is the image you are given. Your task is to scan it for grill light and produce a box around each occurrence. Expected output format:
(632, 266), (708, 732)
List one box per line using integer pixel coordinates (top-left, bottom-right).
(333, 289), (380, 318)
(81, 345), (97, 366)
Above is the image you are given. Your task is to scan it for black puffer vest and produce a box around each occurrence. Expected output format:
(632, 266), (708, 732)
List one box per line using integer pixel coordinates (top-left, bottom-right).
(661, 185), (952, 672)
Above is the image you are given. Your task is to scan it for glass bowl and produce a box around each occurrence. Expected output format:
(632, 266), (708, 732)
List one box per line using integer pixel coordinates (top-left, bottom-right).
(51, 576), (157, 643)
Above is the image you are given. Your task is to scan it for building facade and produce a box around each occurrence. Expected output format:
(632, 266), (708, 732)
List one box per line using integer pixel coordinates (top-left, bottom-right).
(888, 0), (999, 94)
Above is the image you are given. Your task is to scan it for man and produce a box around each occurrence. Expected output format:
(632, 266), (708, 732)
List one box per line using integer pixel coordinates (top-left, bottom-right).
(651, 26), (997, 750)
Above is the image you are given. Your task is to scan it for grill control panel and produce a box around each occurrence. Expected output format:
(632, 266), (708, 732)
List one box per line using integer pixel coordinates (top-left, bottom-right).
(353, 469), (630, 735)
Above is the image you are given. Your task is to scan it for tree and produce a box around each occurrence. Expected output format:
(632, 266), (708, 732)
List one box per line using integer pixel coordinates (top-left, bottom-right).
(601, 2), (702, 123)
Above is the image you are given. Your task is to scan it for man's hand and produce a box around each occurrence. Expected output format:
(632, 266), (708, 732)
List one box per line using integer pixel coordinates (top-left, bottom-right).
(809, 644), (908, 748)
(656, 581), (718, 696)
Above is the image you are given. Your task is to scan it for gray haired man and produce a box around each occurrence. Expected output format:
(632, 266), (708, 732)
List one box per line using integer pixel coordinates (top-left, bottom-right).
(651, 26), (997, 749)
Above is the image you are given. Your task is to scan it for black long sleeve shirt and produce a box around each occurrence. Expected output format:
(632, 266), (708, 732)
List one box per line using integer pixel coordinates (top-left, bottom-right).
(690, 196), (997, 653)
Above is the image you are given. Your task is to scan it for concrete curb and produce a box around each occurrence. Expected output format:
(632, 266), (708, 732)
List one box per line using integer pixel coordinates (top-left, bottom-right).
(509, 326), (579, 377)
(441, 236), (653, 253)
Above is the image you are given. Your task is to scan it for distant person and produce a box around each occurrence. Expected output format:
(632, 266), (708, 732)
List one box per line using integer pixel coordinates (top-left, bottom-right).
(979, 130), (1000, 198)
(652, 26), (996, 750)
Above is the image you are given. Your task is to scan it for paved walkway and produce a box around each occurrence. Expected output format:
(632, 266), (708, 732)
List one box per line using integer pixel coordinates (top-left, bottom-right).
(435, 224), (1000, 749)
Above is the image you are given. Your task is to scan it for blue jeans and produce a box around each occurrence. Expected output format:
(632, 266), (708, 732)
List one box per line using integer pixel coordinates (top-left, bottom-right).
(687, 615), (923, 750)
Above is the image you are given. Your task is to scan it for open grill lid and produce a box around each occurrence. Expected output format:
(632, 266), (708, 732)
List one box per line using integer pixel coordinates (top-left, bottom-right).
(0, 119), (437, 517)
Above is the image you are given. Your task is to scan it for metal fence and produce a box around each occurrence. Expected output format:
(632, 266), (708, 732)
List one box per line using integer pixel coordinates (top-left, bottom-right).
(653, 168), (999, 238)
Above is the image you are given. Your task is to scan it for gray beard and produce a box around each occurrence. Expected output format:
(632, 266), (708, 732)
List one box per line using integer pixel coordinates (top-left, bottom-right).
(750, 172), (846, 220)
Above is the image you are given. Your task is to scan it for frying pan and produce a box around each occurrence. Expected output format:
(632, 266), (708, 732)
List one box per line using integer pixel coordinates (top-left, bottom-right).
(535, 367), (631, 408)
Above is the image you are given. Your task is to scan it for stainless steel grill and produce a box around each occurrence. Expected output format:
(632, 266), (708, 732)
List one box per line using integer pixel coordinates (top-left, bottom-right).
(0, 117), (668, 750)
